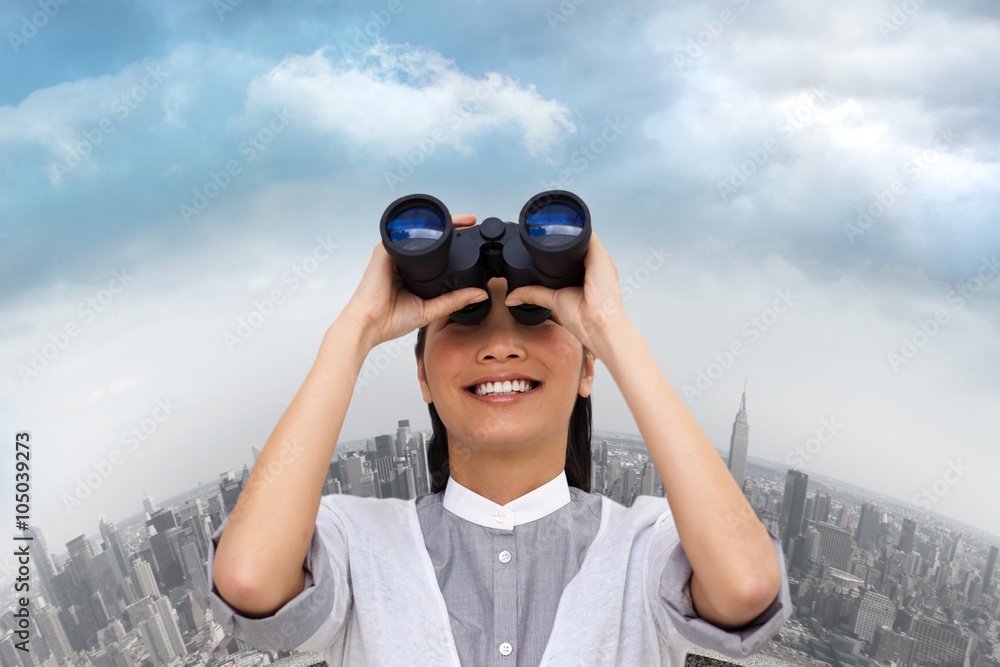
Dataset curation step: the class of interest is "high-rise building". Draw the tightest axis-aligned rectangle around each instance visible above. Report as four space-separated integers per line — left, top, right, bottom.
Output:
966 572 984 606
416 432 430 495
345 455 365 497
99 516 130 577
33 596 73 665
911 616 976 666
89 547 130 611
66 534 95 590
856 502 883 551
780 469 809 554
946 530 965 564
792 526 822 572
375 434 394 460
23 526 58 611
131 557 161 600
726 384 749 492
219 471 243 515
0 632 32 667
872 626 916 665
640 459 662 497
180 541 207 593
139 596 187 665
898 518 917 553
852 590 896 643
360 470 376 498
813 491 830 523
983 544 998 592
808 519 853 571
396 419 411 458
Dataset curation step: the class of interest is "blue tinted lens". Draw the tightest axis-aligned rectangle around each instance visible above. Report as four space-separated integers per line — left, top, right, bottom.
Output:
387 205 445 250
525 203 584 247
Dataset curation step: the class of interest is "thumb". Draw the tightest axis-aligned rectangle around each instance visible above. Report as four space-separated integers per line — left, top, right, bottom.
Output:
422 287 489 322
505 285 557 310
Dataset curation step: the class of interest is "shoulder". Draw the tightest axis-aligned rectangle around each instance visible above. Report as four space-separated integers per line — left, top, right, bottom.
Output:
317 493 416 526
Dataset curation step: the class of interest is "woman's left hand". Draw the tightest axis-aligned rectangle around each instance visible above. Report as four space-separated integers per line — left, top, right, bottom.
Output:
504 232 630 359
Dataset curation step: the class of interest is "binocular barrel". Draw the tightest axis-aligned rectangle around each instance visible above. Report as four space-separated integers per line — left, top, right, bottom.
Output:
379 191 591 325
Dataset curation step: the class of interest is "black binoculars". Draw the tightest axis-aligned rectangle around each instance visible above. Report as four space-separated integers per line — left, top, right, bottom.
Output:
379 191 592 325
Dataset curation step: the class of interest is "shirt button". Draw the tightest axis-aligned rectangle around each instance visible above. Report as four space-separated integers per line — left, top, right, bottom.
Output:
499 642 513 656
498 550 512 564
494 510 508 524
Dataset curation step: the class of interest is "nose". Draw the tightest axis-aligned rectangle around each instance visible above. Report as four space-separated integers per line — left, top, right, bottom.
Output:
476 295 527 363
477 327 526 362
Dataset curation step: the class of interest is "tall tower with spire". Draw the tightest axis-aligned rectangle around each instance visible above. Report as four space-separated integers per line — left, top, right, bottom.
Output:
727 379 749 492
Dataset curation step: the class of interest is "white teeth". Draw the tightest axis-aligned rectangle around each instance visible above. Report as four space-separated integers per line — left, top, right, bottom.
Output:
473 380 535 396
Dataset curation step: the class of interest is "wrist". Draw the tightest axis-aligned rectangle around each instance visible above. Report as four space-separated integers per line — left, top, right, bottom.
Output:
323 313 375 363
591 318 642 371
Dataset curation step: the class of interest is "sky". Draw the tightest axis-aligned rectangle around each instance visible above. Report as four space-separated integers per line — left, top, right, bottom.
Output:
1 0 998 553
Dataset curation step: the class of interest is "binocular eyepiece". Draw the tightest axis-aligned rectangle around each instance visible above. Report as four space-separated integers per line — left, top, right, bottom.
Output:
379 191 592 325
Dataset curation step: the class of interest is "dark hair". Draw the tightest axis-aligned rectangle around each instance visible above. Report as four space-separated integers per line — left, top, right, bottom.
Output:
415 324 592 494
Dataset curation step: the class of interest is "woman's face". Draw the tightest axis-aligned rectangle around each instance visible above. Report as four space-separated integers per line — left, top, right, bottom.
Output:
417 277 595 455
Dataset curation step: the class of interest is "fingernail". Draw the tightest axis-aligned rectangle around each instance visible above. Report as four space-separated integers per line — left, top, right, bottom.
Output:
468 293 489 304
505 298 523 307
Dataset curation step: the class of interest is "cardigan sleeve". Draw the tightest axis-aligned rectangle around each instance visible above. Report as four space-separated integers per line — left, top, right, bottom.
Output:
206 501 353 652
647 514 792 659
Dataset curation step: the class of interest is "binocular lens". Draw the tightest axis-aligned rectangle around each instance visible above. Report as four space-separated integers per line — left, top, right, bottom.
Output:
523 202 586 248
386 205 446 251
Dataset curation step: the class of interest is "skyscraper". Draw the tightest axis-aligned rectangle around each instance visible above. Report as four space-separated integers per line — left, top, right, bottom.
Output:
983 544 997 592
813 491 830 523
99 516 130 579
780 469 809 554
24 526 58 610
808 520 853 571
396 419 411 458
726 382 749 492
856 502 883 551
132 556 161 600
345 454 365 497
852 591 896 643
897 518 917 553
66 534 95 588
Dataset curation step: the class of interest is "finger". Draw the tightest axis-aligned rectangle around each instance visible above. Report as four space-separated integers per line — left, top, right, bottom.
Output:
452 214 477 229
505 284 557 311
422 287 489 323
585 231 609 262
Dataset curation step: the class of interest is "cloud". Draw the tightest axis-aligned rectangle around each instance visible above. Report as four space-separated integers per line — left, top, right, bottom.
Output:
243 43 577 160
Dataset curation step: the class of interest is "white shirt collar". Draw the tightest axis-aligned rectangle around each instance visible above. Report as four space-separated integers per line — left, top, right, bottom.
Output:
442 469 571 530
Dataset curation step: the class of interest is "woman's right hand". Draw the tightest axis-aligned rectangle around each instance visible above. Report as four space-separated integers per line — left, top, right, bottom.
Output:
340 214 489 351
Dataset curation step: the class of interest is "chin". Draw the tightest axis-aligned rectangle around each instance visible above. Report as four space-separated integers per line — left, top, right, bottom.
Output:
451 423 547 452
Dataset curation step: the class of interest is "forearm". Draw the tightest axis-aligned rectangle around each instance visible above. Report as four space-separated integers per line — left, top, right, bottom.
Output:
213 315 369 616
597 322 781 627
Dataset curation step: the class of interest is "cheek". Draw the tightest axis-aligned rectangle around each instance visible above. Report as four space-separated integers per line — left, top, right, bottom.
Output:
424 338 467 395
545 334 583 370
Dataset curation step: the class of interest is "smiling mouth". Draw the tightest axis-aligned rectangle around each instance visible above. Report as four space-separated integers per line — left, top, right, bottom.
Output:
466 380 541 397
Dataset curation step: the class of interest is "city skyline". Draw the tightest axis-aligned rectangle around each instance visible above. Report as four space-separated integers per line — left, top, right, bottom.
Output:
17 412 1000 579
20 408 1000 557
5 416 999 666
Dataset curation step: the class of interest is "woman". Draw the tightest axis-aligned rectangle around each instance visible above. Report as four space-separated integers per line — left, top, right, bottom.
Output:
208 213 792 666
